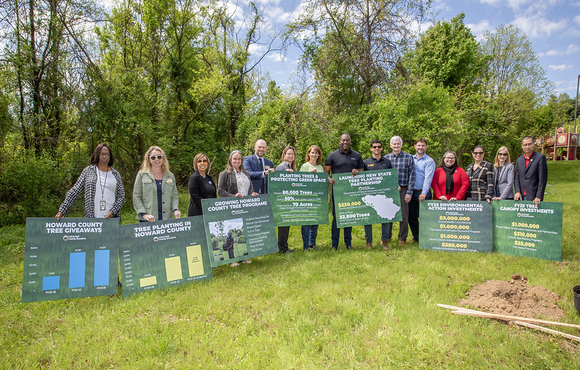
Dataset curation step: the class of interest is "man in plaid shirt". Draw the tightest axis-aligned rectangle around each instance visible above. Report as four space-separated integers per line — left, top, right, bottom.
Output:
385 136 415 245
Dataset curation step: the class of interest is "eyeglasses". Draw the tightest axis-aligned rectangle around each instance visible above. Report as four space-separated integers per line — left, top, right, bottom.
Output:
472 152 484 155
372 146 382 149
498 153 508 157
150 155 163 160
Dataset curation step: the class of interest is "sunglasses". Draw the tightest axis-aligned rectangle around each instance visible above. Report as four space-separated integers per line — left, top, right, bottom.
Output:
150 155 163 160
498 153 508 157
372 146 382 149
472 152 484 155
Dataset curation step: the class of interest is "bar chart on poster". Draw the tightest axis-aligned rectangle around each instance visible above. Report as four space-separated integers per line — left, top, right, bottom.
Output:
22 218 120 303
119 217 213 298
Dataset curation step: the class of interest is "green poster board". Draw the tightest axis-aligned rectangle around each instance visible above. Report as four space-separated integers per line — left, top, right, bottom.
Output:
118 217 213 298
492 200 562 261
269 171 329 226
419 201 493 253
202 194 278 267
22 218 119 303
332 169 402 228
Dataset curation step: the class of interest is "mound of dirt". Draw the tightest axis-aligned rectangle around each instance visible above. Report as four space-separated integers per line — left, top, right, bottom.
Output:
459 273 564 320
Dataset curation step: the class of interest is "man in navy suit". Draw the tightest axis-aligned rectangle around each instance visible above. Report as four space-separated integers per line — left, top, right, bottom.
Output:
514 136 548 206
243 139 274 194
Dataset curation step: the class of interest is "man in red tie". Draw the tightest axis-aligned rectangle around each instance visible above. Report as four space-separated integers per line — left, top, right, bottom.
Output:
514 136 548 206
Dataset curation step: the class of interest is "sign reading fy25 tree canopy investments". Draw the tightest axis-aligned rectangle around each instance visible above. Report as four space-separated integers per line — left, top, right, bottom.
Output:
118 217 212 298
419 201 493 253
333 169 401 228
202 195 278 267
269 171 329 226
22 218 119 303
493 201 562 261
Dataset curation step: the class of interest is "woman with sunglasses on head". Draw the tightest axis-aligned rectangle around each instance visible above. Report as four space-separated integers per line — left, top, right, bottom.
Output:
133 146 181 222
492 146 514 200
431 151 469 201
56 143 125 219
188 153 216 217
466 145 495 203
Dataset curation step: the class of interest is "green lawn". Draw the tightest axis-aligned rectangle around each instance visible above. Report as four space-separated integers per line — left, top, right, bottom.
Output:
1 161 579 369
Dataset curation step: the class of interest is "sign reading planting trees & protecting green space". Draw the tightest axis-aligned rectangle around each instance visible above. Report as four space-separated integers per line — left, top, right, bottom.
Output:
202 194 278 267
118 217 213 298
332 169 401 228
269 171 329 227
419 201 493 253
492 200 562 261
22 218 120 303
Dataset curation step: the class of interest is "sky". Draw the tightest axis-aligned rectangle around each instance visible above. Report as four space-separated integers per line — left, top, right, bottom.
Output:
248 0 580 98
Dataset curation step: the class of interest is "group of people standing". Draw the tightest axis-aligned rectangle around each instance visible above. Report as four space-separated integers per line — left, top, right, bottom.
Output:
55 135 548 259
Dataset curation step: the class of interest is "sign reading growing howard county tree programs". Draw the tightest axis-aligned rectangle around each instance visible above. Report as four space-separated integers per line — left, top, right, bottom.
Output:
419 201 493 253
22 218 119 303
332 169 401 228
492 200 562 261
202 195 278 267
269 171 329 226
118 217 212 298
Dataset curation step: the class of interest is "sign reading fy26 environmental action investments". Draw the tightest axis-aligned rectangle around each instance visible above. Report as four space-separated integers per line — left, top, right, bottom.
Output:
202 195 278 267
22 218 119 303
493 201 562 261
118 217 213 298
333 169 401 228
269 171 329 226
419 201 493 253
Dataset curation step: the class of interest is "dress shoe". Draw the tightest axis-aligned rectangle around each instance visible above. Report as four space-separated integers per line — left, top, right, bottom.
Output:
381 240 390 251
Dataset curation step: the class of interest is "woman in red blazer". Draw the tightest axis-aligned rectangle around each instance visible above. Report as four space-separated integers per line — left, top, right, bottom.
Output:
432 151 470 201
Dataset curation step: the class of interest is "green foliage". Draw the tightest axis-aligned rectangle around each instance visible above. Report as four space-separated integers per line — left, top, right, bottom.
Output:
406 13 485 94
0 141 65 225
368 81 462 162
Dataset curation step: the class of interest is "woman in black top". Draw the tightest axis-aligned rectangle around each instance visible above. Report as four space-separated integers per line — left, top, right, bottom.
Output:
187 153 216 216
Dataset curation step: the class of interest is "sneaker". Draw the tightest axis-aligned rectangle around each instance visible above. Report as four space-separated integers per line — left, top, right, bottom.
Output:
399 240 406 245
309 245 318 250
230 262 240 267
346 245 354 250
283 249 294 255
366 243 373 250
241 260 251 264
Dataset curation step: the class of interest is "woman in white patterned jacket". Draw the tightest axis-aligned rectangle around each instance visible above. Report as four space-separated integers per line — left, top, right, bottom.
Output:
55 143 125 219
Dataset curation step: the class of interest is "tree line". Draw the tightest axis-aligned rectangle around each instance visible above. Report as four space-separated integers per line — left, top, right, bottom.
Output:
0 1 576 225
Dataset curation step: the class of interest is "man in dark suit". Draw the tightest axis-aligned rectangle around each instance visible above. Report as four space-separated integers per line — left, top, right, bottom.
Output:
243 139 274 194
514 136 548 206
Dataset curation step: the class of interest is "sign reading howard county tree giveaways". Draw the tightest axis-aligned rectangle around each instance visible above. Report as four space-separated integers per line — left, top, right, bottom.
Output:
269 171 329 227
419 201 493 253
202 195 278 267
332 169 401 228
118 217 212 298
22 218 119 303
493 201 562 261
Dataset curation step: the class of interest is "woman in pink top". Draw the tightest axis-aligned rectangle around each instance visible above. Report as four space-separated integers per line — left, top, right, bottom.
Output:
432 151 469 201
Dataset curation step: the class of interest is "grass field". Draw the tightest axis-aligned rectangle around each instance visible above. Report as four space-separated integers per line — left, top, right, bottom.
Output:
1 162 579 369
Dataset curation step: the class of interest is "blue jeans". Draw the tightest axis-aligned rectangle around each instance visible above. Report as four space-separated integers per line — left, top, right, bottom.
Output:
301 225 319 249
363 223 390 244
331 192 352 248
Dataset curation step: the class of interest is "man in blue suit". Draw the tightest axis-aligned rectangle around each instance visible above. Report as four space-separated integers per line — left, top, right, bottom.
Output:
243 139 274 194
514 136 548 206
